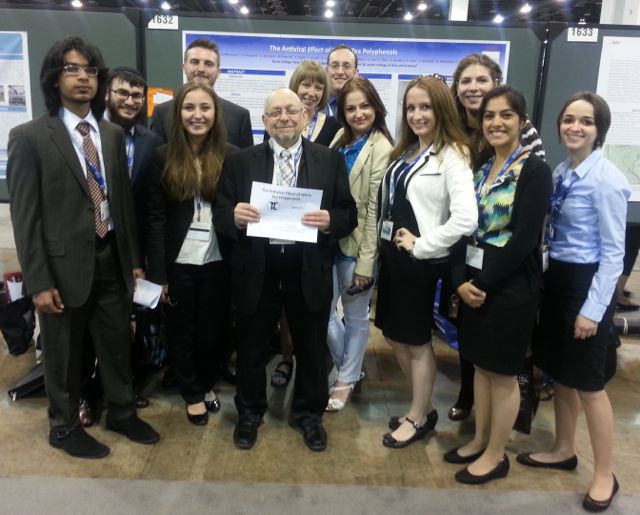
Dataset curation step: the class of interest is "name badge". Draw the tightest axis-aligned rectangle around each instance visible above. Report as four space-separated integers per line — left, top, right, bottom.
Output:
99 200 110 222
186 221 211 242
381 220 393 242
466 245 484 269
542 249 549 273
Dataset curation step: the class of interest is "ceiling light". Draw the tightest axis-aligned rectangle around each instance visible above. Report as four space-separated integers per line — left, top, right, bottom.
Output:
404 12 414 20
326 0 335 7
71 0 82 6
520 3 532 13
160 1 170 10
240 5 249 14
324 8 333 17
493 13 504 23
229 0 239 4
417 2 427 11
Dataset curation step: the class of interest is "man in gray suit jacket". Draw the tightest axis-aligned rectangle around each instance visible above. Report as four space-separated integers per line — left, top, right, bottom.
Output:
7 37 159 459
150 38 253 149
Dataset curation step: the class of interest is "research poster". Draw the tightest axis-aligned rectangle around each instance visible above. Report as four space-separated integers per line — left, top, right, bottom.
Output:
597 36 640 200
182 31 510 142
0 32 32 179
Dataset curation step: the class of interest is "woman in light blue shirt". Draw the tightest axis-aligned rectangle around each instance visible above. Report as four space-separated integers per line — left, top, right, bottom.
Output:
518 92 629 512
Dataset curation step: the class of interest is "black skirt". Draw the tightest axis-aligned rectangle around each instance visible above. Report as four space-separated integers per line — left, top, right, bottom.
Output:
533 258 617 391
374 239 445 346
458 244 540 375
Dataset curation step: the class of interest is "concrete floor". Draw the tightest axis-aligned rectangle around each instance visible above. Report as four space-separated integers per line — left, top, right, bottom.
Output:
1 203 639 514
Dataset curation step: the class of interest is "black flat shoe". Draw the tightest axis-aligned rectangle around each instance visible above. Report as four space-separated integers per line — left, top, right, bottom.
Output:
516 452 578 471
583 474 619 512
389 409 438 431
455 454 510 485
106 414 160 444
448 406 472 421
49 426 110 459
444 446 485 464
186 406 209 426
383 417 429 449
299 422 328 452
205 397 221 413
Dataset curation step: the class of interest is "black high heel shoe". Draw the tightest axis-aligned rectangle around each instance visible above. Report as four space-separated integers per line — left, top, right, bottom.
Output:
389 408 438 431
186 405 209 426
382 417 429 449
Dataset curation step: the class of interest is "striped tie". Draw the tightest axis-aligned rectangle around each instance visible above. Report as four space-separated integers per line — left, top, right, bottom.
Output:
278 149 295 187
77 122 108 238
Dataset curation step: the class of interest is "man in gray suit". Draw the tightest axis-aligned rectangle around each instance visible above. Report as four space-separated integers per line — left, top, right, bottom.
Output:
7 37 159 459
150 38 254 149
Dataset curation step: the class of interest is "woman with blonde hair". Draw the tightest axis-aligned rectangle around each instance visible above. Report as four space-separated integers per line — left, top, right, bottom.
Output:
375 76 477 447
147 82 235 425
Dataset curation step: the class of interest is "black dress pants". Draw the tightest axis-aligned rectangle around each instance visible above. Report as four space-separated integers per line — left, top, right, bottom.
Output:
39 233 135 430
164 260 230 404
235 244 330 427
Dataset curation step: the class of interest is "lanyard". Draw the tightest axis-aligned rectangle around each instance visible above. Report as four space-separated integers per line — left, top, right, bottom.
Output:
341 129 371 152
545 166 579 245
85 159 107 196
194 194 202 222
125 133 135 176
388 144 432 214
305 113 318 141
475 145 522 202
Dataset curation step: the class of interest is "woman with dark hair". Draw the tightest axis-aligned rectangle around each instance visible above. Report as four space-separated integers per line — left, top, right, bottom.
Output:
447 53 546 422
375 76 477 447
518 92 628 512
324 77 393 411
146 83 234 425
268 61 340 387
444 86 552 484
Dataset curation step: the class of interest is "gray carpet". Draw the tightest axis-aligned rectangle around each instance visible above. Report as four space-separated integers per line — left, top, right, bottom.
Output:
0 477 638 515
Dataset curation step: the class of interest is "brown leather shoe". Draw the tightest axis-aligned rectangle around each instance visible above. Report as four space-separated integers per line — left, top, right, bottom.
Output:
79 399 95 428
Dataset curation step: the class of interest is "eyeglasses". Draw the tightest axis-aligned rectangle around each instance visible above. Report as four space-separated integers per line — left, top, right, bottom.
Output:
111 89 145 102
62 64 99 76
328 62 354 72
265 107 303 119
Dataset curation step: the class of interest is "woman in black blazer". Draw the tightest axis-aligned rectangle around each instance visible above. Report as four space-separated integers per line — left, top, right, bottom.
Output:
146 82 234 425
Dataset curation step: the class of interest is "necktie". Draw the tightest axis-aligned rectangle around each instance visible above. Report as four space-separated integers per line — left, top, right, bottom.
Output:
77 122 109 238
278 149 295 187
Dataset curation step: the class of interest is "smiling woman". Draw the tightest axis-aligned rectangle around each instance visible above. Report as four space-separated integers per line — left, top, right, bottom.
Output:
146 82 236 426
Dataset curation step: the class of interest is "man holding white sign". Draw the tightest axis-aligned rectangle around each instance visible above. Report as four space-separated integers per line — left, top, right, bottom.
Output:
214 88 356 452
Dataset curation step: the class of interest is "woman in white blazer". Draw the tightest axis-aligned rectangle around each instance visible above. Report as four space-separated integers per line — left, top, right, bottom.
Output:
375 76 477 448
326 77 394 412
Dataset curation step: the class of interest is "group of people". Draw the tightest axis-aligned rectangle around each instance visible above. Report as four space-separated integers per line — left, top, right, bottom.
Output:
6 35 628 513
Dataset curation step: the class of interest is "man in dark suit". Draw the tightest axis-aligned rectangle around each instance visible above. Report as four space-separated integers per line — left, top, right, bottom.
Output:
7 37 159 459
214 88 357 452
323 44 359 120
150 38 253 149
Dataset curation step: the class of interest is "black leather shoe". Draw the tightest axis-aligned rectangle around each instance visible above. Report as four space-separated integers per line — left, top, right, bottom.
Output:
49 425 110 459
516 452 578 471
299 422 328 452
455 454 510 484
383 417 429 449
106 414 160 444
448 406 472 421
135 394 150 409
389 409 438 431
583 474 619 512
444 446 485 464
218 361 237 385
79 399 95 428
186 406 209 426
205 395 221 413
233 420 259 450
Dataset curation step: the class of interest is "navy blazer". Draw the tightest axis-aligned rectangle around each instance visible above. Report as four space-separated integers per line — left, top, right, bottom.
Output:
213 139 357 315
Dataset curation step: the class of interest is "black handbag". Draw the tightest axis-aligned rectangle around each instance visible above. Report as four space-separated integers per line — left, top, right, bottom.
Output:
513 356 540 434
0 296 36 356
134 306 169 370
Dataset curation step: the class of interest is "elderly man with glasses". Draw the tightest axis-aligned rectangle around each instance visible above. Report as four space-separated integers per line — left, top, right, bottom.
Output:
214 88 357 452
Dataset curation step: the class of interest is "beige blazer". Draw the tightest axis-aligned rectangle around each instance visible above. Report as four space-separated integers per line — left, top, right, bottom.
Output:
330 129 393 277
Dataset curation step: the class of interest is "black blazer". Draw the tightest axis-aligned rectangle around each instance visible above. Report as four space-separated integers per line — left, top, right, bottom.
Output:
146 143 237 285
150 97 253 149
130 123 164 261
213 139 357 315
7 114 139 307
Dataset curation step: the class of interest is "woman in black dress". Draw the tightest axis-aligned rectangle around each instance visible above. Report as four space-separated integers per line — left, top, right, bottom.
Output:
444 87 552 484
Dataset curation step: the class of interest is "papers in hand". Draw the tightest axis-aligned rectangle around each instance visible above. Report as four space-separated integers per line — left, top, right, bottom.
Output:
246 181 323 243
134 278 163 309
